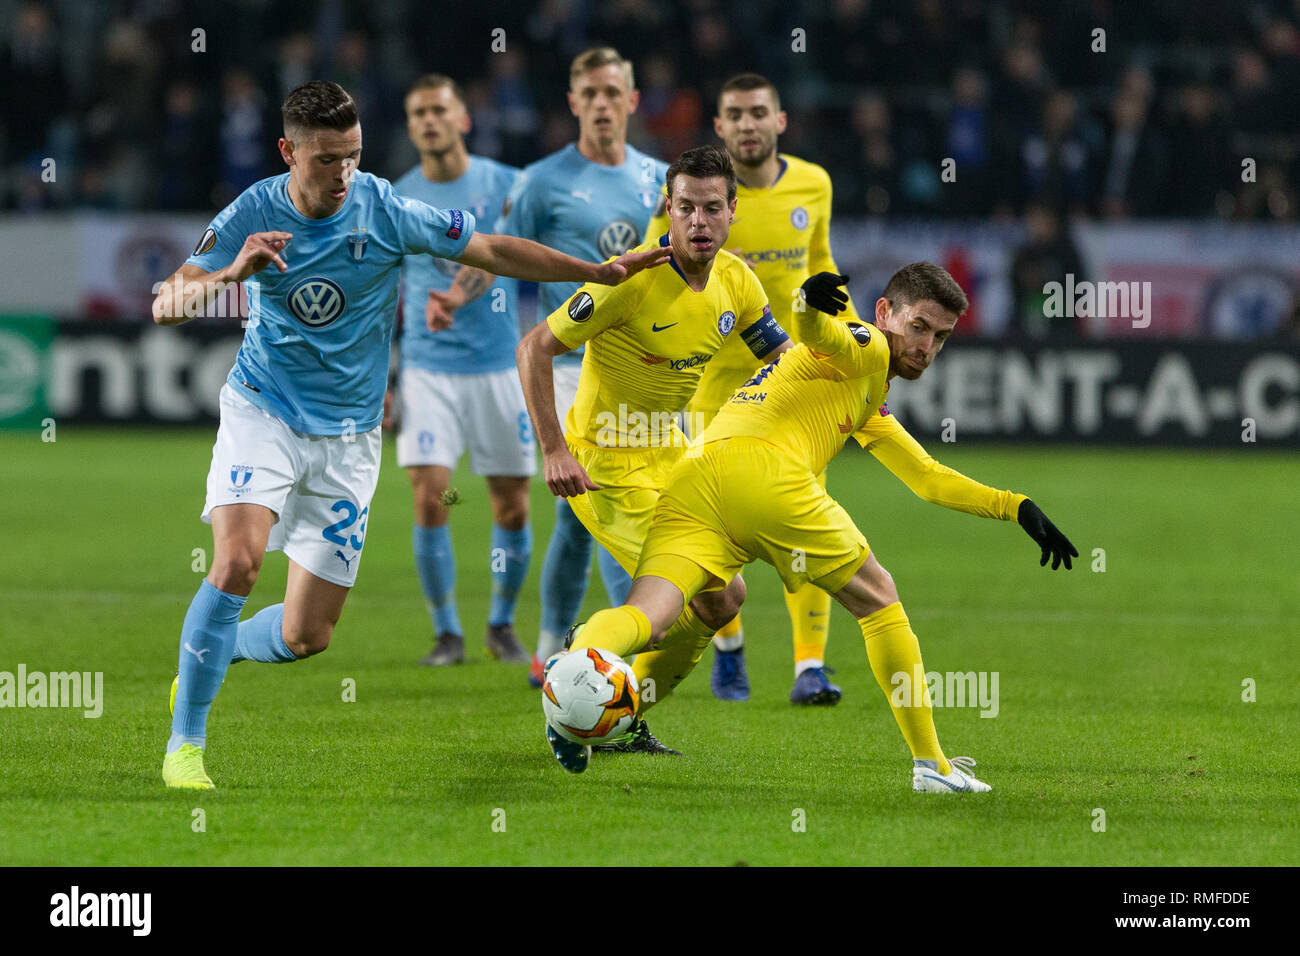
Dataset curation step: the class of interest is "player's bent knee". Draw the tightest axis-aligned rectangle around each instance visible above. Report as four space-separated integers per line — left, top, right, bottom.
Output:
283 621 333 658
208 550 262 594
692 577 746 632
836 557 900 618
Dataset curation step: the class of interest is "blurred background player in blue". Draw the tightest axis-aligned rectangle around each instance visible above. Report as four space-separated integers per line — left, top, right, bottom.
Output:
426 47 668 686
391 75 534 667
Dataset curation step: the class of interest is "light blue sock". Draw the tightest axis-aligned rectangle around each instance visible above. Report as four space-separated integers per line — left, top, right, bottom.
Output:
231 604 296 663
489 523 532 627
537 499 593 660
597 546 633 606
413 524 460 635
168 579 246 751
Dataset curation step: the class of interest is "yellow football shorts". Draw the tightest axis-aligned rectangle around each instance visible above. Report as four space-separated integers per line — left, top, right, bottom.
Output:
564 435 686 576
637 436 868 600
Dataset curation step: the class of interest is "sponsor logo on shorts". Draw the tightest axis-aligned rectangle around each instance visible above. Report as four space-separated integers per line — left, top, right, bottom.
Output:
718 311 736 336
193 227 217 256
568 291 594 322
847 322 872 346
418 431 435 454
790 207 809 229
446 209 465 240
287 276 346 328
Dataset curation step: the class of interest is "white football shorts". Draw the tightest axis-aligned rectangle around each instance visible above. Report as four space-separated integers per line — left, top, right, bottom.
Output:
396 366 537 476
202 383 382 587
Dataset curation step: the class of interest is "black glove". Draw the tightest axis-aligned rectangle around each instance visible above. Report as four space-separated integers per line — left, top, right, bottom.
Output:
1017 499 1078 570
801 272 850 315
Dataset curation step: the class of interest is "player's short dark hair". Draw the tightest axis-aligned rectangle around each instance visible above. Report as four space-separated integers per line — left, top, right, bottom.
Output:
282 81 359 138
406 73 465 106
666 145 737 202
718 72 781 110
883 262 969 317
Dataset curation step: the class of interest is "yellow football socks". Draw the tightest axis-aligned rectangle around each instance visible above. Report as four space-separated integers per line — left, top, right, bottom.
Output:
859 602 951 775
787 581 832 668
713 613 743 651
570 605 651 659
632 605 716 712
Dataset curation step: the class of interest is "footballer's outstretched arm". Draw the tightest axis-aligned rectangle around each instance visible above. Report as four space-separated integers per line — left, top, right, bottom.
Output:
455 233 670 287
152 230 293 326
860 418 1077 569
516 322 601 498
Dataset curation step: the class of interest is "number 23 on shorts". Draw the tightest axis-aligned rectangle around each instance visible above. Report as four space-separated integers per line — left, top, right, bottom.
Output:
322 499 367 551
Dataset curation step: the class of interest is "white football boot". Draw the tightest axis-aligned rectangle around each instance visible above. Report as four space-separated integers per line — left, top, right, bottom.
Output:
912 756 992 793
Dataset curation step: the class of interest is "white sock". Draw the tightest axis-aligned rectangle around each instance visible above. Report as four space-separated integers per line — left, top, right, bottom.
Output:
713 632 744 652
794 658 824 677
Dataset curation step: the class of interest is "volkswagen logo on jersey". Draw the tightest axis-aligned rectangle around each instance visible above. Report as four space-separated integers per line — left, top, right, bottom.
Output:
568 291 594 322
288 276 347 328
598 220 640 258
790 207 809 229
718 311 736 336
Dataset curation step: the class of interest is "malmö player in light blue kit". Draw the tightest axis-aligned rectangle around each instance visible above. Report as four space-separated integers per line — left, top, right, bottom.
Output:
392 74 534 668
429 48 668 694
151 81 668 790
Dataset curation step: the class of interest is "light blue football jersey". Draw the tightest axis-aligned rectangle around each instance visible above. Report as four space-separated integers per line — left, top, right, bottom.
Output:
395 156 519 374
495 142 667 366
187 171 475 435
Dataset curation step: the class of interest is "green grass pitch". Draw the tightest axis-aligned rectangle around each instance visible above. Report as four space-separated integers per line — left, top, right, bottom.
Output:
2 428 1297 866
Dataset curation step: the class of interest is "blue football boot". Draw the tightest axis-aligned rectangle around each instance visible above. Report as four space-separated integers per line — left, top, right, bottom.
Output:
790 665 842 706
711 646 750 701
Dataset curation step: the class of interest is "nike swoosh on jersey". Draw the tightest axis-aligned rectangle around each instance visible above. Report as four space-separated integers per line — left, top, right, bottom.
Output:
651 322 678 332
837 414 853 434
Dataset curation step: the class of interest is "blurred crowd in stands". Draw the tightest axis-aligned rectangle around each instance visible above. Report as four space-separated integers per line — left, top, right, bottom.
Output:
1 0 1297 224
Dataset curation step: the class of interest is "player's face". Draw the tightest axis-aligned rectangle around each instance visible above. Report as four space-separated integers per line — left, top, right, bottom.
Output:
715 89 787 167
876 298 958 380
405 86 470 156
666 174 736 267
281 124 362 216
568 65 639 148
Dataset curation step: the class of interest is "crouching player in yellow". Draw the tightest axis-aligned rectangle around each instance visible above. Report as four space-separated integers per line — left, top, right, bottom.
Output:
517 144 793 766
557 263 1077 789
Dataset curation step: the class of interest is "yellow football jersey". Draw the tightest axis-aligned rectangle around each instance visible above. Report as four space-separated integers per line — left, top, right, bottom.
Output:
547 236 788 448
698 307 1026 522
699 314 890 474
646 154 860 420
